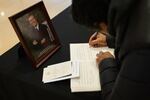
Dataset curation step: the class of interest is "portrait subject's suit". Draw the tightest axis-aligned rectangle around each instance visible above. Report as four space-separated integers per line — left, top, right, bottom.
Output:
27 23 52 58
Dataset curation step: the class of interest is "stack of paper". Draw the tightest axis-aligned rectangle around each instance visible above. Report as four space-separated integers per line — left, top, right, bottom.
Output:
43 61 80 83
70 43 114 92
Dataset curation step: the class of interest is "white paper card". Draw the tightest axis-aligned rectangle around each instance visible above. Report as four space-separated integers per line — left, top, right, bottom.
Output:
43 61 79 83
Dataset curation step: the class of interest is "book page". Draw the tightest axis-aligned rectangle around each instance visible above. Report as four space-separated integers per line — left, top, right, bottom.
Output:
70 43 114 61
71 61 100 92
70 43 114 92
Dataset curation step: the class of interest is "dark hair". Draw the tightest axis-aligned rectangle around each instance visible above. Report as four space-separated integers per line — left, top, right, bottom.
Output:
72 0 110 30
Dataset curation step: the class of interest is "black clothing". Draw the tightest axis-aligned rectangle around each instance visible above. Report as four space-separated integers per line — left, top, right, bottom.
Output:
106 34 115 48
99 0 150 100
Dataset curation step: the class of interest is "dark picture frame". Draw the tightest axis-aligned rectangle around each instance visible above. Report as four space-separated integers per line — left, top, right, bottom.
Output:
9 1 61 68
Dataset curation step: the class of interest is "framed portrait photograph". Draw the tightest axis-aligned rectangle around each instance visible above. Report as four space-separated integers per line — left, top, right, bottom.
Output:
9 1 61 68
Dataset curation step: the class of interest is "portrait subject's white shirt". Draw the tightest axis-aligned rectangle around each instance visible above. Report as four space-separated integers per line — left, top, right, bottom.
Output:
35 24 39 31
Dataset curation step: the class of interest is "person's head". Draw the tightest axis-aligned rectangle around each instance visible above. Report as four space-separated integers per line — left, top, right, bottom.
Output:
72 0 110 32
28 15 38 27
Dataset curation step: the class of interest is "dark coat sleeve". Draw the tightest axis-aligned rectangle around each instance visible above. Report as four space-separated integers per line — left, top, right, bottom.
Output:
99 49 150 100
102 0 150 99
108 0 136 37
106 34 115 48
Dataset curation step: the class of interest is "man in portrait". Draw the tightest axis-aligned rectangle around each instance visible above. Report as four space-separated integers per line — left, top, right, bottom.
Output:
27 14 52 58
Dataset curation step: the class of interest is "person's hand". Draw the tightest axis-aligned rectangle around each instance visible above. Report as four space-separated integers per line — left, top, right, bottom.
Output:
32 40 38 45
89 33 107 48
41 38 46 44
96 51 114 65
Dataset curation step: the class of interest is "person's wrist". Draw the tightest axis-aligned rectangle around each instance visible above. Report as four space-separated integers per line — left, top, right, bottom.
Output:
97 57 113 66
99 58 116 73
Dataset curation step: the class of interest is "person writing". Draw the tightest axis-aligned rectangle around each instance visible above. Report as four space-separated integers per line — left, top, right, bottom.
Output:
72 0 115 49
72 0 150 100
88 24 112 48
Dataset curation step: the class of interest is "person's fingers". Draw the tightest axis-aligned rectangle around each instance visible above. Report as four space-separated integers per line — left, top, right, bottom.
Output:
96 57 100 63
98 42 107 47
89 33 97 46
90 39 100 46
96 51 103 57
96 51 114 65
33 40 38 45
89 34 95 43
89 33 107 47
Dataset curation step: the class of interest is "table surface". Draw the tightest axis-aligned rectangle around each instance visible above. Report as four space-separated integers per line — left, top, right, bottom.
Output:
0 7 101 100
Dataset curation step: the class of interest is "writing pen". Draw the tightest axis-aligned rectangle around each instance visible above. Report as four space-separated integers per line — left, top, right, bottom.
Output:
92 32 99 40
91 32 99 47
91 31 108 47
92 31 107 40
